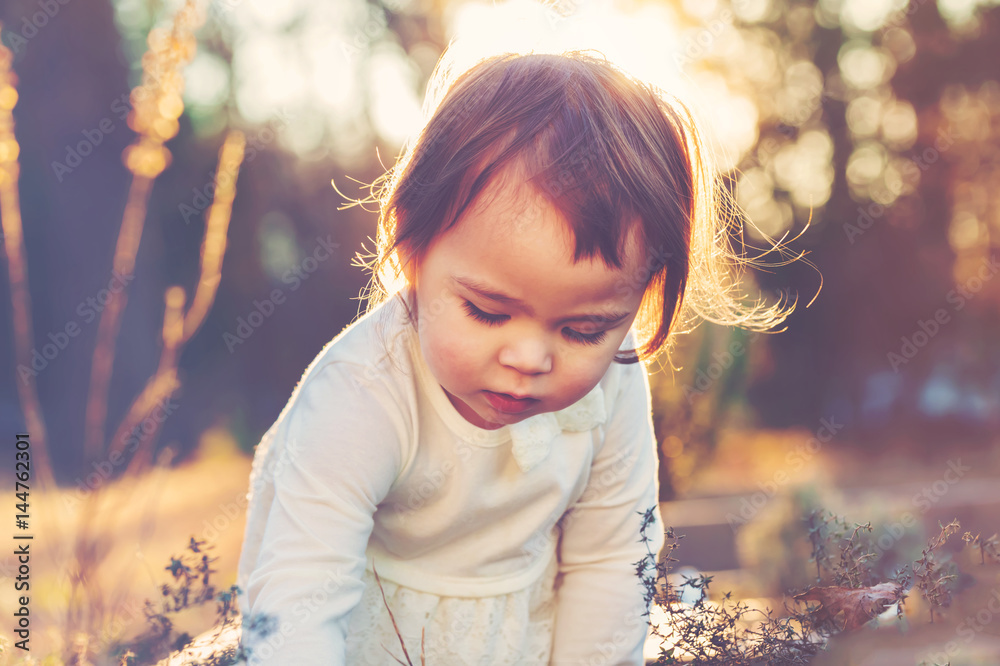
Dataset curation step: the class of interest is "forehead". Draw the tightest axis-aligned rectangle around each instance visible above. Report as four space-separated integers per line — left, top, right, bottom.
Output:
462 170 644 256
429 175 647 304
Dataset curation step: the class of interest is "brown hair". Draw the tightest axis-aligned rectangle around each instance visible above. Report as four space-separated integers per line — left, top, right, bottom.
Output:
355 50 792 363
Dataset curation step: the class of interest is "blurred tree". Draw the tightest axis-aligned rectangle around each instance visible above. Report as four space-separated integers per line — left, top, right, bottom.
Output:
4 0 998 482
715 0 1000 447
0 0 165 480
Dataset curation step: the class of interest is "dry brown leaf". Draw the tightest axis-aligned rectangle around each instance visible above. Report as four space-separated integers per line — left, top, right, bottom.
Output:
794 582 905 632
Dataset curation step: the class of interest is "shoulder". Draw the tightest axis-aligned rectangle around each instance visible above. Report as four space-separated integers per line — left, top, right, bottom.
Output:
307 291 414 385
285 291 417 413
248 292 420 489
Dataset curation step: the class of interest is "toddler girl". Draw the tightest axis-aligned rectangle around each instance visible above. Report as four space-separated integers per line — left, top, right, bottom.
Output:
238 48 787 664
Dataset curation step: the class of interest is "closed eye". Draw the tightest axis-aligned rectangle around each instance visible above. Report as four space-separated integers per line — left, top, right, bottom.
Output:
465 299 610 344
463 300 509 326
563 328 607 346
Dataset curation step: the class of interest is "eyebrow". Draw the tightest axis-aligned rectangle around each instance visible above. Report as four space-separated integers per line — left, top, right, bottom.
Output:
452 276 632 325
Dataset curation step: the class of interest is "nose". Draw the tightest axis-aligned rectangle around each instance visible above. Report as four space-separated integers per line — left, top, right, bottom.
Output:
498 334 553 375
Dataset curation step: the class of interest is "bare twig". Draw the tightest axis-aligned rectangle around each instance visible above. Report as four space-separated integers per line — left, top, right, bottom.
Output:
182 131 245 342
102 129 243 477
120 130 245 477
374 563 415 666
81 173 155 463
0 27 56 489
81 0 206 463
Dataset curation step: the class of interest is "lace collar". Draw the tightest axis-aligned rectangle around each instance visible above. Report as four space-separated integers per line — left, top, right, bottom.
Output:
507 384 607 472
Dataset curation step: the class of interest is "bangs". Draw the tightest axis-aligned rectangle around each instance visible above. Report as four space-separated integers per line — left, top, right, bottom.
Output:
390 53 692 276
362 49 794 363
364 48 774 363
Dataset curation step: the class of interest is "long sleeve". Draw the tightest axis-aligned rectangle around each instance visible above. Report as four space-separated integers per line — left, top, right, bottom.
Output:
549 361 665 665
238 361 412 663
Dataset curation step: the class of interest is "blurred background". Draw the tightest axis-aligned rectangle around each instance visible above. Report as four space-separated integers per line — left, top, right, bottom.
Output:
0 0 998 662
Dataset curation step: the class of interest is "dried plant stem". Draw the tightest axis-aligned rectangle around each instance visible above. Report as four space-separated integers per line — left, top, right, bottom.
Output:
67 436 176 661
96 131 244 477
0 30 56 489
113 365 180 474
121 129 244 476
122 289 183 476
100 285 182 470
374 564 416 666
73 130 244 651
182 131 244 341
82 174 155 463
82 0 206 464
66 490 108 639
68 2 243 651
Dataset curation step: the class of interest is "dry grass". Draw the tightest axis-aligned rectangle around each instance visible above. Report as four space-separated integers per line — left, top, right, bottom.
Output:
0 3 251 661
0 431 250 662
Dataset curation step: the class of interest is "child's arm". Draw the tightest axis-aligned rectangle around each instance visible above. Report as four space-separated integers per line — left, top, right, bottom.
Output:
550 360 665 665
238 361 411 662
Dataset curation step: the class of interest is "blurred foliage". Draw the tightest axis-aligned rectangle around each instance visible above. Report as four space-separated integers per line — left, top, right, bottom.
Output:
2 3 1000 661
1 0 998 483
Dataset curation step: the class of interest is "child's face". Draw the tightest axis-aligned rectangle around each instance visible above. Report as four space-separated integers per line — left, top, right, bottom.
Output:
409 177 648 430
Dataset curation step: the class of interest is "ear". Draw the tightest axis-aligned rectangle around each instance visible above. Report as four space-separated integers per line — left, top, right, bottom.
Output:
401 255 416 286
396 243 420 287
397 251 420 322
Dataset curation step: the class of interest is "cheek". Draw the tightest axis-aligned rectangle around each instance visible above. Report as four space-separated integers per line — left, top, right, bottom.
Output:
420 310 487 382
426 334 462 372
556 353 613 401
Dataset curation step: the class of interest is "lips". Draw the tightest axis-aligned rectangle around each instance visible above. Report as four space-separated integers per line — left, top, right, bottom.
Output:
483 390 538 414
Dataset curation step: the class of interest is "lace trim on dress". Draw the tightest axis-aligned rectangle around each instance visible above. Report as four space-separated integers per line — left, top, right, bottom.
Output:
507 383 607 472
344 549 559 665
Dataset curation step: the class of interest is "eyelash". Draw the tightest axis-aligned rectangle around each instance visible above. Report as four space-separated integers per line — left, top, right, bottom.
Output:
564 328 608 346
462 300 507 327
462 300 609 346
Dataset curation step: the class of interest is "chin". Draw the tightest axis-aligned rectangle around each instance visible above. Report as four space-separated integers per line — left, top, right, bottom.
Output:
471 409 525 429
474 401 547 429
489 411 536 426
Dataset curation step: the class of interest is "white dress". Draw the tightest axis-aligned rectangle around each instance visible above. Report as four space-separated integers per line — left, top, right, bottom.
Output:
237 290 664 665
343 548 559 664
